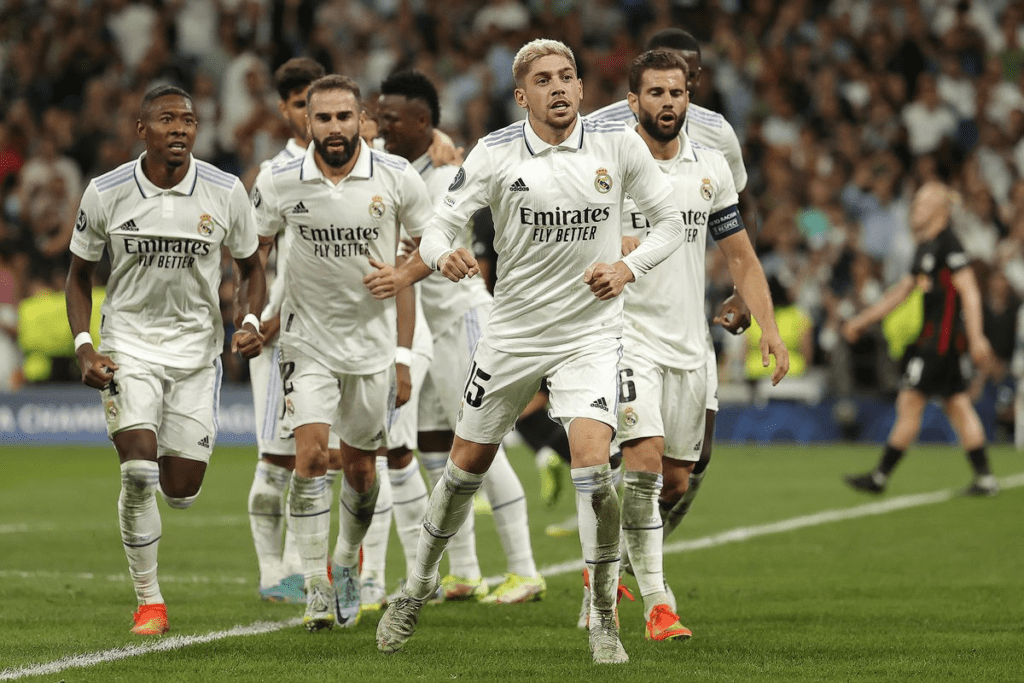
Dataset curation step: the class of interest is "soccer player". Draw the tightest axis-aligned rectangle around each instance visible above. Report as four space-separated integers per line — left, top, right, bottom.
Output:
65 84 266 635
842 181 998 496
613 50 787 641
371 69 544 604
590 28 756 564
246 57 329 605
251 74 434 631
373 38 691 664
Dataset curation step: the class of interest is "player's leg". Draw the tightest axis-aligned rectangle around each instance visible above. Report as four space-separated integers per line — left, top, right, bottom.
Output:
943 391 999 495
480 444 545 603
548 337 628 664
246 344 304 601
359 453 392 613
845 387 927 494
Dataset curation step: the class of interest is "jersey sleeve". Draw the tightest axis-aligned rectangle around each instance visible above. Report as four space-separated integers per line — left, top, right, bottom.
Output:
718 117 748 193
943 231 969 272
396 165 434 240
223 179 260 259
69 183 108 262
420 144 494 270
618 132 685 278
251 167 285 241
708 154 743 242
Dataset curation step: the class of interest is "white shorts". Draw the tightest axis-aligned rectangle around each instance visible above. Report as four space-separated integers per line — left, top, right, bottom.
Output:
455 335 621 445
705 326 719 412
249 344 294 456
616 351 706 462
279 345 393 452
387 346 432 452
100 352 222 463
419 305 489 432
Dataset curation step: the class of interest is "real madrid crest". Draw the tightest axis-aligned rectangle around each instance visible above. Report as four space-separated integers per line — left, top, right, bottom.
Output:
369 195 386 219
594 168 612 194
622 406 638 428
106 400 118 422
197 213 214 236
700 178 713 201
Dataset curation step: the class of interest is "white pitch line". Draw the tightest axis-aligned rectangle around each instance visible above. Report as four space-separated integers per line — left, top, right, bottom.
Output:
0 619 302 681
3 473 1021 681
0 515 246 535
0 570 248 586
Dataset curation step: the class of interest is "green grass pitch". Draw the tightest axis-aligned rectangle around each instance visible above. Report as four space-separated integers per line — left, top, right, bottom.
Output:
1 443 1022 682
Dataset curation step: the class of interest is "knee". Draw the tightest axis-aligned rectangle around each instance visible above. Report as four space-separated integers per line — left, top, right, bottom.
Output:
120 460 159 500
660 477 689 504
297 442 329 475
161 488 201 509
344 455 378 491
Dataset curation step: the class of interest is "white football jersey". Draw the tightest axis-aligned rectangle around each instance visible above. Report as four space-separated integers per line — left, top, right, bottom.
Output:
590 100 748 193
252 140 433 374
258 139 306 323
70 154 258 369
419 115 686 354
623 132 740 369
410 151 492 334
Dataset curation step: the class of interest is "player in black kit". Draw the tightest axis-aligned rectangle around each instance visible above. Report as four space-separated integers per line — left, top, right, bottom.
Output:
841 182 999 496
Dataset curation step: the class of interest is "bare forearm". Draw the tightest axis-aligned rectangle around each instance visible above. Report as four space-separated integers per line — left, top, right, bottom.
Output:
235 256 267 325
396 285 415 349
852 276 915 328
954 270 986 346
65 261 94 336
727 253 778 336
399 249 435 288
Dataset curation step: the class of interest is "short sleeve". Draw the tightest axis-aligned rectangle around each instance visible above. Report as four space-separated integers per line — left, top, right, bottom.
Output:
397 165 434 240
718 118 748 193
224 179 259 259
69 183 108 262
944 231 969 272
251 167 285 240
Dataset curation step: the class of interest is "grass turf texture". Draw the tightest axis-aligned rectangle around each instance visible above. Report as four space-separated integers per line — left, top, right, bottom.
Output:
1 443 1022 682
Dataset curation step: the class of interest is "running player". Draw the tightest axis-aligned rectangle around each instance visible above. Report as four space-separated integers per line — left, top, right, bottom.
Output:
842 182 998 496
612 49 787 642
372 38 693 664
251 74 433 631
246 56 328 605
370 69 544 604
66 84 266 635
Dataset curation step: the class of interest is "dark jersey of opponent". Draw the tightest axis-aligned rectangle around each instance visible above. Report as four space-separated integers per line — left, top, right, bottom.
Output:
909 227 970 358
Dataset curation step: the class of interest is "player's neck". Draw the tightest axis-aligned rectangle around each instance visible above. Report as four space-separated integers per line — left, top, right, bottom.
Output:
315 143 361 185
528 114 577 147
141 153 191 189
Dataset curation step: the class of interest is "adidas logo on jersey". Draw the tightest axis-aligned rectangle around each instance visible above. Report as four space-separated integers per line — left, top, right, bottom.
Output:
116 219 138 232
509 178 529 192
292 201 308 214
590 397 609 411
197 435 210 448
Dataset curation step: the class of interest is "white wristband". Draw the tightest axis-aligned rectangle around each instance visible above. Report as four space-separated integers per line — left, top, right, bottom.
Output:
74 331 94 351
395 346 413 367
241 313 260 332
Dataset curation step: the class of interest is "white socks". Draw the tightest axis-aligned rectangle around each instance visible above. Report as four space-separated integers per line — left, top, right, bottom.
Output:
360 457 392 582
572 464 620 619
407 460 484 599
421 450 480 580
484 446 537 577
332 475 380 569
247 460 290 588
389 458 429 578
289 475 330 582
119 460 163 605
622 470 667 614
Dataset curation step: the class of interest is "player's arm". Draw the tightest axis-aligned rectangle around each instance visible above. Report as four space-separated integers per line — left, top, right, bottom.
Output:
842 274 916 343
420 148 491 284
394 264 415 408
227 178 268 359
717 228 789 385
66 254 119 389
232 249 266 359
716 119 755 335
952 264 994 373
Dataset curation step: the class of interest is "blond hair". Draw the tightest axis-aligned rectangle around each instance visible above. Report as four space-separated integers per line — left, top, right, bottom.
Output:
512 39 577 87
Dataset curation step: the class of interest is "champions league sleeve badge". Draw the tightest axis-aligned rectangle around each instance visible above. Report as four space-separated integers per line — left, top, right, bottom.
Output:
594 168 612 194
75 209 87 232
197 213 215 236
251 186 262 209
448 167 466 192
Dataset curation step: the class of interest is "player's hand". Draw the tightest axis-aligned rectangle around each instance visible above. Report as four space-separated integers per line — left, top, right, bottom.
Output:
363 258 407 300
232 323 264 360
395 362 412 407
428 135 464 167
439 248 479 282
714 289 752 335
399 237 417 258
583 261 635 300
970 336 995 376
76 346 119 390
621 236 640 256
260 314 280 344
841 318 863 344
760 328 790 386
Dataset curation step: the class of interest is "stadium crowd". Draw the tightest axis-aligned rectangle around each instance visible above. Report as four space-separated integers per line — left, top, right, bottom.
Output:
2 0 1024 419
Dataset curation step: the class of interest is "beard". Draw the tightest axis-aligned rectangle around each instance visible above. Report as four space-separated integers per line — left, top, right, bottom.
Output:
638 107 684 143
313 130 359 168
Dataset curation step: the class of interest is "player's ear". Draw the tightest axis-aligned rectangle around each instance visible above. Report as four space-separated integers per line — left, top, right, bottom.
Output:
514 87 528 110
136 118 145 140
627 92 639 116
278 99 288 119
577 77 584 104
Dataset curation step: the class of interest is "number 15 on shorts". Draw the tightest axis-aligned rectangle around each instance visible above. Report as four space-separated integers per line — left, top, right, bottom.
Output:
464 362 491 408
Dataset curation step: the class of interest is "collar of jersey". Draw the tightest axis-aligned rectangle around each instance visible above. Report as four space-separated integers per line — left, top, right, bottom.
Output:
133 153 198 198
523 114 583 156
300 138 373 182
285 138 308 159
411 150 433 176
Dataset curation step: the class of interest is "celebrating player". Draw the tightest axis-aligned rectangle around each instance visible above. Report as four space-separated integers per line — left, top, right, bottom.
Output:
373 39 689 664
251 74 433 631
65 85 266 635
